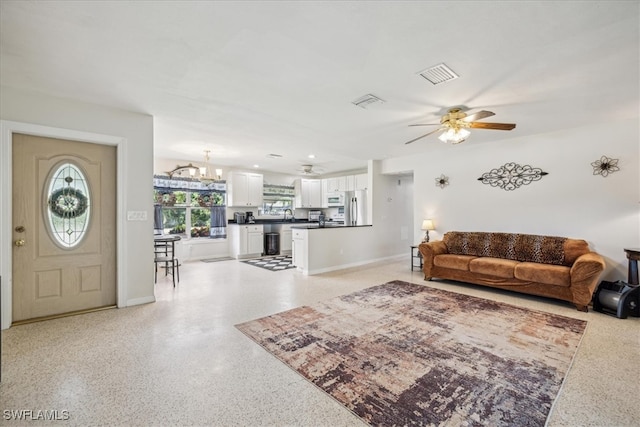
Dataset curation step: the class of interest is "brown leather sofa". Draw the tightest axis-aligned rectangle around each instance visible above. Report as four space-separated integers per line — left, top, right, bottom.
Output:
419 231 606 311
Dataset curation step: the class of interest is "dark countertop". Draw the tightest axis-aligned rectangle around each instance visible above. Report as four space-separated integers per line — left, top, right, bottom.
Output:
227 219 359 228
228 219 312 225
291 224 372 229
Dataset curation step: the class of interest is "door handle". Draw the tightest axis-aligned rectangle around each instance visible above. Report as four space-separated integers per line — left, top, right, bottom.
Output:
14 239 25 247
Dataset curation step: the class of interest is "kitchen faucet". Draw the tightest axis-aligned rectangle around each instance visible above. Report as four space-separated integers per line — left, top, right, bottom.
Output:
283 208 293 222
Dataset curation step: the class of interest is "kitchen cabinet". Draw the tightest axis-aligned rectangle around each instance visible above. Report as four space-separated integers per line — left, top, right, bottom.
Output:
227 172 263 207
291 228 307 270
229 224 264 258
279 224 293 254
344 175 355 191
354 173 368 191
294 178 322 208
323 173 368 194
324 176 347 193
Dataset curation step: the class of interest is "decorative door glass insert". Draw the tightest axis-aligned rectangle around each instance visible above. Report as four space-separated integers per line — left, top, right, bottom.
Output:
46 162 91 248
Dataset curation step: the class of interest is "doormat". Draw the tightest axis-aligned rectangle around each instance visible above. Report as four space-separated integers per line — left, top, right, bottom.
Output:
241 255 295 271
236 280 587 426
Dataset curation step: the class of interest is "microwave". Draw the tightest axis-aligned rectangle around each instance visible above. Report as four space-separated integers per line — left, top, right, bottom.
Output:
326 192 344 207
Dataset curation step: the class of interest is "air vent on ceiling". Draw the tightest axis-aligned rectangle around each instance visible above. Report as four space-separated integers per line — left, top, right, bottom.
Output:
417 63 459 85
352 94 385 109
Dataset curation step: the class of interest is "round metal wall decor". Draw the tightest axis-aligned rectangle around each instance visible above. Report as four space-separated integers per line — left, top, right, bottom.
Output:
591 155 620 177
477 162 548 191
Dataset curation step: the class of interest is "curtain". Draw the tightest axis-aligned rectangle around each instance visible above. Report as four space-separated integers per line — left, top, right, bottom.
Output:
153 204 163 235
210 205 227 239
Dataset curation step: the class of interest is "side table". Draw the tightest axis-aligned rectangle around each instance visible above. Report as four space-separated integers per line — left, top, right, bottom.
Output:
623 248 640 285
411 245 423 271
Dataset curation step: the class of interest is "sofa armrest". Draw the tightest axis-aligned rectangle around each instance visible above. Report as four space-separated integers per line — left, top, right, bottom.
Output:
570 252 606 308
419 241 448 280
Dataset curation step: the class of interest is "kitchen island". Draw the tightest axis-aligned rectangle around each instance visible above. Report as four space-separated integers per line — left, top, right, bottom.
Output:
290 224 377 275
227 218 314 258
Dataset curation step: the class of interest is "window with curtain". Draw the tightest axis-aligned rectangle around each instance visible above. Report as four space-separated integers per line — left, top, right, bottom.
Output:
153 175 226 239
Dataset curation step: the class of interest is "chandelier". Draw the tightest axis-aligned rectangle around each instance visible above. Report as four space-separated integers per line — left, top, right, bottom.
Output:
167 150 222 181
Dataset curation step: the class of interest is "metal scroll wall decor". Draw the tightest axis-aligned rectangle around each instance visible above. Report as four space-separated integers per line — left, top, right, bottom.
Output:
435 174 449 189
591 155 620 177
477 162 548 191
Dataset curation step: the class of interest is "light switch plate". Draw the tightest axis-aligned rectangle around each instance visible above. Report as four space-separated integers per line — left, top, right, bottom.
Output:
127 211 147 221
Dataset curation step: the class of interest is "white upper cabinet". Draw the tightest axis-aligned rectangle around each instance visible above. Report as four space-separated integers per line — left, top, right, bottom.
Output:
323 173 368 194
324 176 347 193
354 173 368 191
227 172 264 207
294 178 322 208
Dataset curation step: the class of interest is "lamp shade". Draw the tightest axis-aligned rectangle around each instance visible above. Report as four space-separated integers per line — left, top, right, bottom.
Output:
421 219 435 231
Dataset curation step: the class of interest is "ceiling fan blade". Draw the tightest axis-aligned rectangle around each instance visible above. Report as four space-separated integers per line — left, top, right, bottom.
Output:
462 110 495 122
468 122 516 130
405 128 445 144
408 123 440 127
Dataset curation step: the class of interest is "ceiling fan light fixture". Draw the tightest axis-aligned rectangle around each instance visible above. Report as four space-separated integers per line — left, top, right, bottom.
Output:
438 128 470 144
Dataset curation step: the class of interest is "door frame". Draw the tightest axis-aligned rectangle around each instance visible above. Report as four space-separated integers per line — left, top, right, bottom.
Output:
0 120 128 329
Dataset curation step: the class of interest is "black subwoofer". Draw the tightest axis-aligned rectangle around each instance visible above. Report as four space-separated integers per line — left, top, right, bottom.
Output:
593 280 640 319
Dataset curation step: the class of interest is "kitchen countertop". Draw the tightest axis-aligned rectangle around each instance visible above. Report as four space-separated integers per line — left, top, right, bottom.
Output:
228 219 313 225
291 224 372 229
227 219 366 228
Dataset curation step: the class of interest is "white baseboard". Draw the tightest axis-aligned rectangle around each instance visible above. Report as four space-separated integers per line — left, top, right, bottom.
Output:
126 296 156 306
306 253 404 276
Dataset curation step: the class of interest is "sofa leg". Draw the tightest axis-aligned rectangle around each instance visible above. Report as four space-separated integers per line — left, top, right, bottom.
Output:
424 276 432 281
575 304 588 312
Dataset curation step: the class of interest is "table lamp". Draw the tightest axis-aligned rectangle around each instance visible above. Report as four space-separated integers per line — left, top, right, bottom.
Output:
422 219 435 242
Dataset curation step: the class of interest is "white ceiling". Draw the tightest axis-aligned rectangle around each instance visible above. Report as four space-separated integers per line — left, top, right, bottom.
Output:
1 1 638 176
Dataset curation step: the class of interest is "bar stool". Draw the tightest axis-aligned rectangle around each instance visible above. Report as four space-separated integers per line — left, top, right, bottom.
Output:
154 236 180 287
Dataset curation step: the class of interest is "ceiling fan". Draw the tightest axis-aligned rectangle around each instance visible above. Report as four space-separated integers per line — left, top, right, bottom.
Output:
297 164 322 176
405 108 516 145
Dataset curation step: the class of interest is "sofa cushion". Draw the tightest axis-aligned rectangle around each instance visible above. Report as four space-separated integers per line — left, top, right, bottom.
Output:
444 232 572 266
469 257 519 279
514 262 571 287
434 254 476 271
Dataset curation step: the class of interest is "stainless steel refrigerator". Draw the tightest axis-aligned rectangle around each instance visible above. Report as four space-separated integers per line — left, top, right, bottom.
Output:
343 190 367 226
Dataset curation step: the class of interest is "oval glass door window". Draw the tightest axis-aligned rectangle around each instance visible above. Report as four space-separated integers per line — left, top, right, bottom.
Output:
46 162 91 248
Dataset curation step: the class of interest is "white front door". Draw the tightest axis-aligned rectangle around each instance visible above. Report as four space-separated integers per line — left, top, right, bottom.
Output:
12 133 117 322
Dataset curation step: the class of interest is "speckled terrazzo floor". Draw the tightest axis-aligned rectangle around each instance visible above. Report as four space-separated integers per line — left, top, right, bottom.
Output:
1 258 639 426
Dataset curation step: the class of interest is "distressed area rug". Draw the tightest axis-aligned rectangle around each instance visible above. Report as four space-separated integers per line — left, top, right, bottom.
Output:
236 280 587 426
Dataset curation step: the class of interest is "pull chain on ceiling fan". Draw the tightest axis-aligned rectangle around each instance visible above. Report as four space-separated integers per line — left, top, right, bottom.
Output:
405 108 516 145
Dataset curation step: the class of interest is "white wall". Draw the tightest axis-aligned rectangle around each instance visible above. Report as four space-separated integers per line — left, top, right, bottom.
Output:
370 161 414 257
382 118 640 281
0 86 155 328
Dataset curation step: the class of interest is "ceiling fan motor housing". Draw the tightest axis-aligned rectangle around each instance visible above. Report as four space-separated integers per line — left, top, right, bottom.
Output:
441 108 468 129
